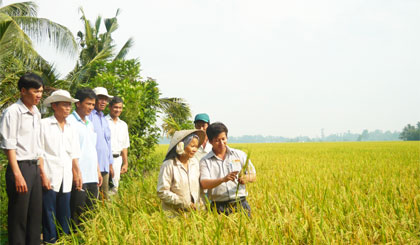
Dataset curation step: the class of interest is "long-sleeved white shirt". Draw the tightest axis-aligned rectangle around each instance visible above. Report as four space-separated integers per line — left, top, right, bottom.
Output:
39 116 80 192
157 157 202 212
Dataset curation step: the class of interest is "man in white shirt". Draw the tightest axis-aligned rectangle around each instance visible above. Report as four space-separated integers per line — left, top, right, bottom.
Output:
193 113 212 162
39 90 81 243
200 122 256 217
0 73 44 244
106 96 130 194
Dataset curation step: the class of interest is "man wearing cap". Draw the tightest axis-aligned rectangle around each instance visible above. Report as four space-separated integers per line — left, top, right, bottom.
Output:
89 87 113 199
39 90 82 243
106 96 130 194
0 73 44 244
67 88 103 225
193 113 212 162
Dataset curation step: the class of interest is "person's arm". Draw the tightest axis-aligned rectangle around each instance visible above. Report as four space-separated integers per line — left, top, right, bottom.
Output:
121 124 130 174
120 148 128 174
38 122 51 190
4 149 27 193
106 122 114 178
72 159 82 190
238 173 256 184
38 157 51 190
97 163 103 187
157 161 190 209
70 127 82 190
1 111 27 193
238 156 257 185
200 171 238 189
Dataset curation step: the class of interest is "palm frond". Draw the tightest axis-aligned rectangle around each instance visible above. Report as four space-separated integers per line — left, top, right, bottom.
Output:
159 97 191 119
0 13 44 68
0 1 37 17
13 16 77 56
114 37 134 60
79 8 93 45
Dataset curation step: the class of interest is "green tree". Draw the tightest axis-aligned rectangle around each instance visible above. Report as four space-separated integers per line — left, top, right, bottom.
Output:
83 59 161 171
68 10 193 138
0 0 77 108
160 98 194 137
399 122 420 141
67 8 133 92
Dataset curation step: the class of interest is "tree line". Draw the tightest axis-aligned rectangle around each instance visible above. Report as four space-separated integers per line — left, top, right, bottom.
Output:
0 1 193 171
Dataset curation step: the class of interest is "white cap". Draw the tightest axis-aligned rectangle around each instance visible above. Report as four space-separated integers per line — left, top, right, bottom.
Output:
43 90 78 107
93 87 113 99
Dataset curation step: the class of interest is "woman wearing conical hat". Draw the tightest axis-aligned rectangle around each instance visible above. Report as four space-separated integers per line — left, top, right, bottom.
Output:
157 129 205 213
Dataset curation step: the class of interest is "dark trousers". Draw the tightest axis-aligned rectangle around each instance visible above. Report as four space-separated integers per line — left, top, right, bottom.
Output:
6 160 42 245
212 197 252 217
42 185 71 243
70 182 98 226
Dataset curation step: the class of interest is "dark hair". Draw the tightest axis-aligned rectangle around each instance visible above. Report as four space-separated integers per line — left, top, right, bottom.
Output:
18 73 44 91
109 96 123 107
206 122 228 141
74 88 97 104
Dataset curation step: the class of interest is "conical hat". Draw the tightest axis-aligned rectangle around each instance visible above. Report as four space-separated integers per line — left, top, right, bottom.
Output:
165 129 205 158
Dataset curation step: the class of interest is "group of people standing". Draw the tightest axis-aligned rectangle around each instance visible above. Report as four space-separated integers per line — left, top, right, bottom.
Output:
1 72 257 244
0 73 130 244
157 114 257 217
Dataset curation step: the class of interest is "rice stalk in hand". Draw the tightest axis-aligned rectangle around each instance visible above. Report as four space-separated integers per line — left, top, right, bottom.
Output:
235 152 251 200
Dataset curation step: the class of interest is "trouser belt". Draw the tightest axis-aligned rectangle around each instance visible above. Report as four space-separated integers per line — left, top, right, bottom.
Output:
113 154 121 158
17 159 38 165
213 196 246 206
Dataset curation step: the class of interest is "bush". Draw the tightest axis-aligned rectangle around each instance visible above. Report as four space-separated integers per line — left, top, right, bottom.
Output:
80 59 161 172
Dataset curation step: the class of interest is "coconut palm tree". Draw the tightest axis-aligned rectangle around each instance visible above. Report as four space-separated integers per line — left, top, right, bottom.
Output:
0 0 77 67
67 8 134 91
68 8 193 136
0 0 77 109
160 98 194 137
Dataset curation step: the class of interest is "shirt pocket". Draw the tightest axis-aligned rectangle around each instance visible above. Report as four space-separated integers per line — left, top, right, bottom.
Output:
230 159 242 172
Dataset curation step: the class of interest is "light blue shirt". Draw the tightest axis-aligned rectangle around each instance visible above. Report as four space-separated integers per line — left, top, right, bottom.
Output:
89 109 113 172
67 111 98 184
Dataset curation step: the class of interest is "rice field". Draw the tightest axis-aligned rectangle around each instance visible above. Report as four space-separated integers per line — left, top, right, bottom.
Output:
63 141 420 244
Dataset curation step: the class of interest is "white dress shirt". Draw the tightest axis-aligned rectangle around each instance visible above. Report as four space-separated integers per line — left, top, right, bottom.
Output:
0 99 42 160
40 116 81 193
157 157 202 211
193 140 212 163
200 146 256 202
105 115 130 155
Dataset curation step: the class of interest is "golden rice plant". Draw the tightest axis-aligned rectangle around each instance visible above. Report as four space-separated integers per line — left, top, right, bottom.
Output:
61 141 420 244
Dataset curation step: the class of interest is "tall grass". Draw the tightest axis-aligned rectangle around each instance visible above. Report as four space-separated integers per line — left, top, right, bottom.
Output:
61 142 420 244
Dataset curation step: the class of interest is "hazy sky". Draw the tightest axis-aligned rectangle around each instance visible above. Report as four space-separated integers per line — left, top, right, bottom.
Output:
5 0 420 137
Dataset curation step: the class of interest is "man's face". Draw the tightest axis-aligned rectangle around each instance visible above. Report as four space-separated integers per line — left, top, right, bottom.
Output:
76 98 96 117
21 87 43 106
52 102 72 118
110 102 123 118
209 132 227 153
95 95 109 111
194 121 209 131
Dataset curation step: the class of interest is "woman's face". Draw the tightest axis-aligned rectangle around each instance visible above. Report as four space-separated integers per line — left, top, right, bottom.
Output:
184 137 199 159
